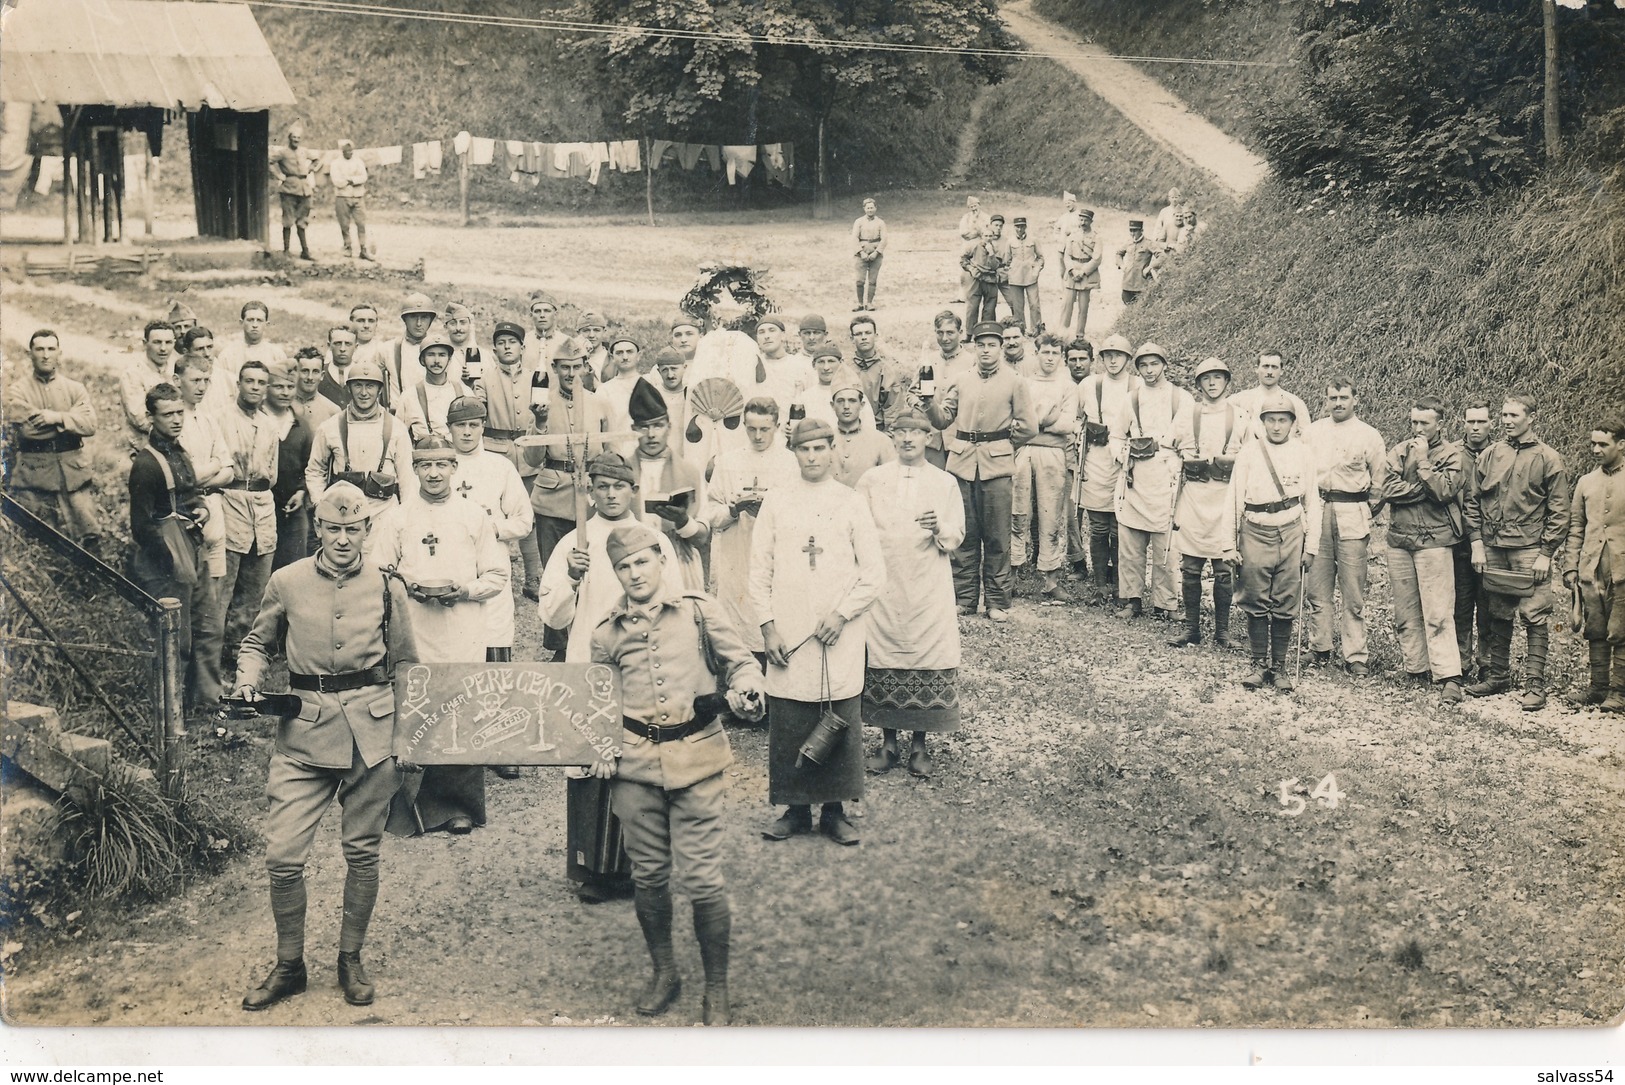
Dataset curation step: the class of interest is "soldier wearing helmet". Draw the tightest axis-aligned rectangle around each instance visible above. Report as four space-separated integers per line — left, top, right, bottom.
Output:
1072 333 1139 600
304 356 413 525
398 330 473 444
1222 389 1322 693
1169 357 1249 648
377 292 439 407
1108 342 1192 621
233 480 420 1012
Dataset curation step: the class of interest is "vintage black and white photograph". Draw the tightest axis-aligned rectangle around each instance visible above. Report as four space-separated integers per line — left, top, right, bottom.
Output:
0 0 1622 1038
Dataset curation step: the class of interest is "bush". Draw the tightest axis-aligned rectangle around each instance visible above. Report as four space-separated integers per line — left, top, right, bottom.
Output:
1113 163 1625 467
1255 0 1625 208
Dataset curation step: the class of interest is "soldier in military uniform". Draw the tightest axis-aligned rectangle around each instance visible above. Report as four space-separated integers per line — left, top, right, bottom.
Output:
231 481 418 1011
589 522 765 1025
1169 358 1248 647
1224 391 1321 693
5 329 101 551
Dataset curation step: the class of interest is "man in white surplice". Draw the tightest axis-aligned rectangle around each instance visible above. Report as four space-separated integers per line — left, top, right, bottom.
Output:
856 409 965 779
706 397 798 656
749 418 886 847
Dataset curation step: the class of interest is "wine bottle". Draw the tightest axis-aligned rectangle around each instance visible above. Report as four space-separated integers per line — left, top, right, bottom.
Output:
463 349 483 385
530 368 549 408
789 401 806 421
918 363 935 399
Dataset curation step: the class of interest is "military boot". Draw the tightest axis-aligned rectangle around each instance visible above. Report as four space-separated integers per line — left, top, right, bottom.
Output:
1466 619 1514 697
1213 573 1234 649
1271 617 1296 692
337 950 374 1006
1241 616 1272 688
1519 624 1551 711
693 897 732 1026
1566 641 1612 707
243 958 306 1011
633 887 681 1016
1606 645 1625 713
1168 573 1203 647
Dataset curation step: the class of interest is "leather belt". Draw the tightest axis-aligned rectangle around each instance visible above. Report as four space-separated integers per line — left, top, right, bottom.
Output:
1246 497 1302 514
223 478 273 492
289 665 390 693
17 433 84 454
483 427 523 441
622 716 706 744
956 428 1012 444
1321 488 1370 503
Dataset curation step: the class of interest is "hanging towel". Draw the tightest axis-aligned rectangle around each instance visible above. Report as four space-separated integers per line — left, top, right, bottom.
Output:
453 131 472 156
761 142 792 187
520 142 542 174
587 142 610 184
370 145 404 167
722 145 757 185
426 141 443 173
675 142 703 171
412 141 430 179
507 139 525 160
535 143 564 179
35 155 62 195
650 139 676 169
701 145 722 172
608 139 641 172
470 137 496 166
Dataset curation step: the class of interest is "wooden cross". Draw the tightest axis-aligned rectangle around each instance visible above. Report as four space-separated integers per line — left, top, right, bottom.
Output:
802 535 822 570
422 532 439 556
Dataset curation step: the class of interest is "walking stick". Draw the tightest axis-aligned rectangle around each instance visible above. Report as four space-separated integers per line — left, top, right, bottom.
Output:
1295 549 1308 684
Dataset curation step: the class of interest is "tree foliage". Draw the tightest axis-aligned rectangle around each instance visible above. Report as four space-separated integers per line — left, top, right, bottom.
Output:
1255 0 1625 208
560 0 1015 138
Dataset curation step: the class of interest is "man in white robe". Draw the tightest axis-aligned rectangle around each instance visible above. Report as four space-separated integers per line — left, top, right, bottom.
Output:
444 396 533 661
750 418 886 846
856 410 965 778
373 435 508 836
1074 334 1139 603
706 397 798 656
1110 342 1191 619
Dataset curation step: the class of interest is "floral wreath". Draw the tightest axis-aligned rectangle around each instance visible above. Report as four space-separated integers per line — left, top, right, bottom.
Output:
680 261 778 331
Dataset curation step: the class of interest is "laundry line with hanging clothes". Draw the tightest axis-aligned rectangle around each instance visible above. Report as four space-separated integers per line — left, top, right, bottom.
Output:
291 131 795 189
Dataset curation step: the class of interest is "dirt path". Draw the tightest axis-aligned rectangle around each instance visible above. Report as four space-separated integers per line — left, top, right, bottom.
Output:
944 87 995 189
999 0 1270 199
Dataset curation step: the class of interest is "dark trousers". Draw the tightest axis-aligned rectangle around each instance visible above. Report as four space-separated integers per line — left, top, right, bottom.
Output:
1452 540 1490 675
952 474 1013 611
964 278 1000 330
273 505 311 572
129 545 222 708
1087 509 1119 588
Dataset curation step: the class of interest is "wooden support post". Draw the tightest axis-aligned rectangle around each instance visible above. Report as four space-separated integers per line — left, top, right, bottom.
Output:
62 153 74 265
1543 0 1562 162
814 115 832 221
156 596 185 792
644 135 655 227
460 148 471 227
143 153 155 238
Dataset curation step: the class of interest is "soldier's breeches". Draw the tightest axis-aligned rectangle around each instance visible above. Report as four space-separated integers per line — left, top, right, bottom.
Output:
1305 517 1369 662
611 774 728 903
1237 520 1304 619
1484 545 1553 626
264 748 399 877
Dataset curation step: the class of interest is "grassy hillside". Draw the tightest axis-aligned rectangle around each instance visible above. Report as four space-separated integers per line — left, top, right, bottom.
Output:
245 3 977 212
1031 0 1296 149
1113 163 1625 467
961 56 1221 213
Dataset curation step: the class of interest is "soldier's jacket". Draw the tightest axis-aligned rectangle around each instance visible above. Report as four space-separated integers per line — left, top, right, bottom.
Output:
591 589 759 792
4 371 97 493
1565 463 1625 584
236 557 419 770
1463 432 1570 556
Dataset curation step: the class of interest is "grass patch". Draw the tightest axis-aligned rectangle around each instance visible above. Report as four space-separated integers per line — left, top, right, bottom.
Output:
1113 164 1624 467
1031 0 1297 148
960 57 1221 212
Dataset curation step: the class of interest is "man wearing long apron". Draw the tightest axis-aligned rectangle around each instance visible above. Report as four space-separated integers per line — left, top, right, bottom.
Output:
1073 335 1138 603
1110 343 1191 620
1169 358 1248 647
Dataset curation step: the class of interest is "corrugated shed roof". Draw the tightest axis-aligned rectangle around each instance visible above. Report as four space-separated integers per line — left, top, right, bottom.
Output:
1 0 296 109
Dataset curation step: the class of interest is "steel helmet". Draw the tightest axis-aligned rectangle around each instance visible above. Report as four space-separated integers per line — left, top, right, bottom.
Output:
1098 334 1133 358
1256 389 1297 419
1133 342 1169 366
1192 357 1231 382
417 331 455 362
346 359 386 386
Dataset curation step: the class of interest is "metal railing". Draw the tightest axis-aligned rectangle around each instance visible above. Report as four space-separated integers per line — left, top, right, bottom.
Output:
0 494 185 793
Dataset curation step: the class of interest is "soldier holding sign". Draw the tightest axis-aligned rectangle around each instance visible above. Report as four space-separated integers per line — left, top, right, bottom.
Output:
589 522 765 1025
232 481 418 1011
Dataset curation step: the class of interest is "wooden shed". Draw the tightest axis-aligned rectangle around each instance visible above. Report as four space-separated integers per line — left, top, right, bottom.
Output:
0 0 296 245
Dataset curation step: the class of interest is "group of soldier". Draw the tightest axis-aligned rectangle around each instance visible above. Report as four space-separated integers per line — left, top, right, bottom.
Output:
7 254 1622 1025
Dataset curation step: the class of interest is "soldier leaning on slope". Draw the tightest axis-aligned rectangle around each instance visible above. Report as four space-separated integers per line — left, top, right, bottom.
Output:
232 481 418 1012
